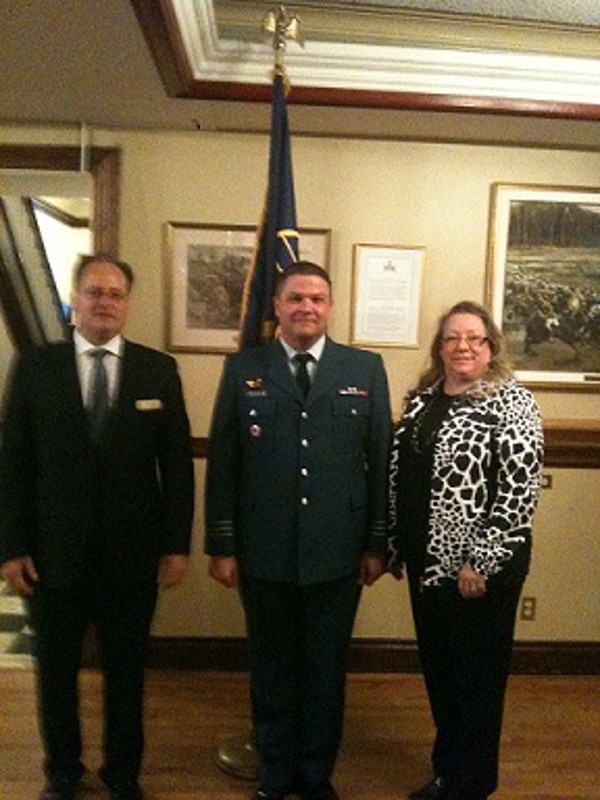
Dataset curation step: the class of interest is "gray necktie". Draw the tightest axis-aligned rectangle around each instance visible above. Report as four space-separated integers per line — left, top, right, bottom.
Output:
294 353 313 398
88 349 109 440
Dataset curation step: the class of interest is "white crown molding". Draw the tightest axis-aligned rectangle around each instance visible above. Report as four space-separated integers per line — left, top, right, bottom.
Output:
171 0 600 105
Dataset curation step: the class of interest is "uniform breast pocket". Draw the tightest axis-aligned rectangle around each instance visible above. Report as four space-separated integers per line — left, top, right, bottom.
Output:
239 396 277 450
331 395 370 451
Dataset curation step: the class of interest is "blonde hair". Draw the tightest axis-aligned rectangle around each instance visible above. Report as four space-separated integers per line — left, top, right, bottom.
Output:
415 300 513 392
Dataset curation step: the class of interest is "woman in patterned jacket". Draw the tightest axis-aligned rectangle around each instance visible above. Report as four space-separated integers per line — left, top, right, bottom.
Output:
388 300 544 800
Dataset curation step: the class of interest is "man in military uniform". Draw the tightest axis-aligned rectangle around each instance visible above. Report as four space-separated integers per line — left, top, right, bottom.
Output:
205 262 392 800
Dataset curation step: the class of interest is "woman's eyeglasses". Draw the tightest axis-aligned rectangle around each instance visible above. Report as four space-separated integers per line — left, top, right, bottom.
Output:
442 334 488 350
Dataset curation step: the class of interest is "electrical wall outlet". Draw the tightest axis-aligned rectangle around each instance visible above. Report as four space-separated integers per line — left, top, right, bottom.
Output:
520 596 537 621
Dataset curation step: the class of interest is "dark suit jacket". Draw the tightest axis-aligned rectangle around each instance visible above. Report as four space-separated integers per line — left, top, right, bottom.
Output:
204 338 392 584
0 339 194 586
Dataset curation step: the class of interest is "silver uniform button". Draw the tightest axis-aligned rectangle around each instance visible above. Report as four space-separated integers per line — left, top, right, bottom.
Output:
301 467 308 476
301 439 309 447
301 411 308 419
301 497 309 505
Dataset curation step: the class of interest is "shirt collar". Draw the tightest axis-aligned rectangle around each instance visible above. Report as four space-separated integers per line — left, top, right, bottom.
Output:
74 329 123 358
279 335 326 363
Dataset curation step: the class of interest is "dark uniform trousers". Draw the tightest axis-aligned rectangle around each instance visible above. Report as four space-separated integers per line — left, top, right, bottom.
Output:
240 574 362 791
205 338 392 792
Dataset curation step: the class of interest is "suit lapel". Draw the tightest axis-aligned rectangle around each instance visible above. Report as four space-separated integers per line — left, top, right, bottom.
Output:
98 340 136 440
306 338 341 405
47 343 91 443
115 340 133 409
57 342 88 417
266 340 299 400
110 340 143 428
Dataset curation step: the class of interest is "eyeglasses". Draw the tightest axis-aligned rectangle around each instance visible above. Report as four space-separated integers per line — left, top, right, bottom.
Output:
80 287 129 303
442 334 488 349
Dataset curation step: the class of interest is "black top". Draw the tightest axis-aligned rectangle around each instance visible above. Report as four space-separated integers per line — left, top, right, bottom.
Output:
397 388 458 581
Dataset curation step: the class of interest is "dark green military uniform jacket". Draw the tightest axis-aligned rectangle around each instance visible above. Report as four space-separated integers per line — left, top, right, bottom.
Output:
204 337 392 585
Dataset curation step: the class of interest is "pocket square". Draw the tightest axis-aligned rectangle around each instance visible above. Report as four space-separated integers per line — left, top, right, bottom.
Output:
135 398 163 411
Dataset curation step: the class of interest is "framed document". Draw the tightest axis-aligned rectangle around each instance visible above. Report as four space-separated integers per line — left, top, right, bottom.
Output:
351 243 424 347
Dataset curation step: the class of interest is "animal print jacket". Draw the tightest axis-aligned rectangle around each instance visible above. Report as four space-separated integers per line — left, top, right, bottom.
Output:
388 378 544 588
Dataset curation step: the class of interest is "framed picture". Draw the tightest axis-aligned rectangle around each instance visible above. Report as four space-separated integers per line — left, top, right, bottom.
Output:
351 243 424 347
165 223 331 352
486 183 600 390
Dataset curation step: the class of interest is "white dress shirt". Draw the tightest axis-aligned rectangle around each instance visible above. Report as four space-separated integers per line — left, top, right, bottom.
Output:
279 335 325 384
74 329 123 408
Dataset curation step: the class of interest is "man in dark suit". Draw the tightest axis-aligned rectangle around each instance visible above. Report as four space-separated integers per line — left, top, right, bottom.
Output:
0 254 195 800
205 262 392 800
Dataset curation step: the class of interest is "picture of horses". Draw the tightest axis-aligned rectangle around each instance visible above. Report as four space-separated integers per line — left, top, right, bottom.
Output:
488 184 600 387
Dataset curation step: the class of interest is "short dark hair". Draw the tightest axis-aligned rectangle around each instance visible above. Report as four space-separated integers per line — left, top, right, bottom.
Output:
73 253 134 291
274 261 331 297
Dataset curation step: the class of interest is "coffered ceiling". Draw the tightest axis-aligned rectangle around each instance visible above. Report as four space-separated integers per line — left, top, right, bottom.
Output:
1 0 599 147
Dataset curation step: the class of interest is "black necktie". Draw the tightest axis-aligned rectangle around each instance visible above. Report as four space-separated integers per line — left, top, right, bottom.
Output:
88 349 109 440
294 353 313 398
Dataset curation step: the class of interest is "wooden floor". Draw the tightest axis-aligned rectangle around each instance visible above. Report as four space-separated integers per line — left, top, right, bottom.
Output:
1 667 598 800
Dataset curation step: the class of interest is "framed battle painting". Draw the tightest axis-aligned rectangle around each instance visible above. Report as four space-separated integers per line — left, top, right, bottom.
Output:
486 183 600 390
165 223 331 353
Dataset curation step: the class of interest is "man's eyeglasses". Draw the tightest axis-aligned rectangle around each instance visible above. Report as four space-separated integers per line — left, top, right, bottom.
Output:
442 334 488 349
80 287 129 303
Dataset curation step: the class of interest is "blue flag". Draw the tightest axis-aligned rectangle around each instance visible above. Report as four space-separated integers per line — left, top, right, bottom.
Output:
239 71 299 350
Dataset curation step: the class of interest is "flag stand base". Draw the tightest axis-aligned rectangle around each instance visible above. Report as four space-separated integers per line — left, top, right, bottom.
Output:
213 730 260 781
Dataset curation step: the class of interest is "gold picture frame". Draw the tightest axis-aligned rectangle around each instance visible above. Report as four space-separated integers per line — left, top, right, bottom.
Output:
486 183 600 391
165 223 331 353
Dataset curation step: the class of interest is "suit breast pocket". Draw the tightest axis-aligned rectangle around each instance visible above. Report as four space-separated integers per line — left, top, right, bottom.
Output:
331 395 370 452
132 400 164 437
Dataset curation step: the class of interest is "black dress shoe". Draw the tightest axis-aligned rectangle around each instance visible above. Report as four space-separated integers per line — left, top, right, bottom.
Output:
99 767 144 800
300 781 341 800
409 776 451 800
38 781 79 800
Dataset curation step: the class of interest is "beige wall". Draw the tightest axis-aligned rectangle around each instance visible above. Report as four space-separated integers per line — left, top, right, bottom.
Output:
0 310 14 392
2 125 599 643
